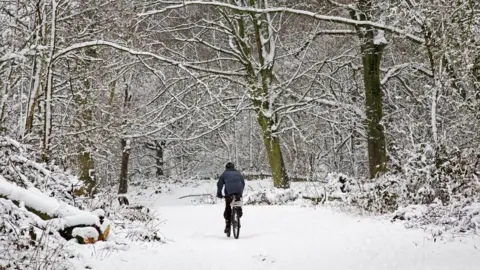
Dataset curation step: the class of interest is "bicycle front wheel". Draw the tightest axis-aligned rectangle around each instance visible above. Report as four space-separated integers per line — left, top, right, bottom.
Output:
232 207 241 239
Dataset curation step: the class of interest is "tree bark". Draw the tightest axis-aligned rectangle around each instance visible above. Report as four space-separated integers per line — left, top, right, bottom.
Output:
76 84 96 195
42 0 58 162
78 145 95 195
118 138 131 205
24 2 45 136
474 54 480 99
155 140 165 177
255 105 289 188
362 42 387 178
25 75 41 135
145 140 165 177
351 1 387 179
74 48 97 195
0 64 13 133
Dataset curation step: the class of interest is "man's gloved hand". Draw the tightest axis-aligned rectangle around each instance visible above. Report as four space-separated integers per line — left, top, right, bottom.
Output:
217 194 223 199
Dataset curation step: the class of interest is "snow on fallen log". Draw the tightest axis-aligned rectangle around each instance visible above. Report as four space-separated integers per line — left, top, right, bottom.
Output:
0 175 87 218
0 175 111 243
46 214 101 231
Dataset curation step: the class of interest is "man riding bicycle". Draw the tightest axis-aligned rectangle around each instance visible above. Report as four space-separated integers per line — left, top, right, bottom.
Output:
217 162 245 233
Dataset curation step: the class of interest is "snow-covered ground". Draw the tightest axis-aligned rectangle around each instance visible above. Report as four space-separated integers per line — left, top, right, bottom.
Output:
75 180 480 270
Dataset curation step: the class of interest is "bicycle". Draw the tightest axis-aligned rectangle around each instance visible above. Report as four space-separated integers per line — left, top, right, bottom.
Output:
225 194 242 239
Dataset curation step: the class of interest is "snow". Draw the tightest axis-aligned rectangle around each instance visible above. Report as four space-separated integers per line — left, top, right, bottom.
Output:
0 175 99 225
0 175 61 214
394 205 428 220
124 139 131 150
373 29 388 45
262 108 273 118
471 216 480 229
92 208 105 217
48 214 100 231
0 48 31 62
89 205 480 270
72 227 99 240
228 36 241 55
78 180 480 270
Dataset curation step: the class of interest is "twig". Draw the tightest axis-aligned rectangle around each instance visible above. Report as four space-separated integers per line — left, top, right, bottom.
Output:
178 194 212 199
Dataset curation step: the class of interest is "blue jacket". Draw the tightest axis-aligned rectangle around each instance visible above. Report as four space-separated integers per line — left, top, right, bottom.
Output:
217 168 245 197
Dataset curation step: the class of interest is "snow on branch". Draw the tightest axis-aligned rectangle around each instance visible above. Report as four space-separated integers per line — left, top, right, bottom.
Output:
52 40 244 77
0 47 41 63
139 1 424 44
313 29 357 35
292 29 357 57
380 63 434 85
381 63 409 85
283 90 365 118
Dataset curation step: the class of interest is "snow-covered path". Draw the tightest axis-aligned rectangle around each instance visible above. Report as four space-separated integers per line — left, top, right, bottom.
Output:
92 203 480 270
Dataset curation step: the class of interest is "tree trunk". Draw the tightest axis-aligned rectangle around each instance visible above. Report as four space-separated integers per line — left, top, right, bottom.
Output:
155 140 165 177
264 135 289 188
42 0 58 162
76 99 96 194
249 111 254 169
362 42 387 178
0 64 13 133
25 74 41 135
234 0 290 188
78 145 95 195
351 1 387 179
255 108 289 188
118 138 131 205
24 3 46 136
474 54 480 151
145 140 165 177
74 49 97 195
473 54 480 99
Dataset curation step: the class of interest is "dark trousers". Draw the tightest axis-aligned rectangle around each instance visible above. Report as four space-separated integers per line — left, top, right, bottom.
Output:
224 194 242 224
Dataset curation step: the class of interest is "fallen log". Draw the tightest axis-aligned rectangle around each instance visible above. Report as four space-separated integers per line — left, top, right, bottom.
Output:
0 176 109 243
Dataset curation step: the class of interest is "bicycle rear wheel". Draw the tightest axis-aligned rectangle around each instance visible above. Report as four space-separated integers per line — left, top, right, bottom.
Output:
232 207 241 239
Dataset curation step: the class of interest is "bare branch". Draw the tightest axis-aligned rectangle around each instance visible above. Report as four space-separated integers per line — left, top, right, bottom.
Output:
52 40 246 76
139 1 424 44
